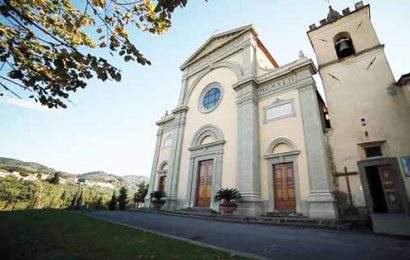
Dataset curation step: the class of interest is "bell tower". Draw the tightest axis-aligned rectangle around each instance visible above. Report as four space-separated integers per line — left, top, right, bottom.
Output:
307 2 410 220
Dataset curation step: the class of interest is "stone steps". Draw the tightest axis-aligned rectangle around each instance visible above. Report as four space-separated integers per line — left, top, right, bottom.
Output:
133 208 371 232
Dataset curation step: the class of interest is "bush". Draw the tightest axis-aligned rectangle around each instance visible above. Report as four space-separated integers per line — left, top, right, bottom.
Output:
117 187 128 210
214 188 242 207
96 196 104 210
108 192 117 210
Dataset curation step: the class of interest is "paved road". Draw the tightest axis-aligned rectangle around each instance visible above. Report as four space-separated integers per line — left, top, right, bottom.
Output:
84 211 410 260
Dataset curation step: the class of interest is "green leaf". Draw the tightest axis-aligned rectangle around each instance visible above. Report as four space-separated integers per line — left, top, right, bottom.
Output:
114 73 121 82
124 55 133 62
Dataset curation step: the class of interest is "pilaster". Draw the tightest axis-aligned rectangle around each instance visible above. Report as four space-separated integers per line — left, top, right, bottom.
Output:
298 82 338 219
145 127 164 207
234 78 262 215
165 107 188 209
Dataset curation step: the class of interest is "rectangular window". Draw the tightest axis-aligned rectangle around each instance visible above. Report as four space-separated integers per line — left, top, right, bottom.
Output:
365 146 383 158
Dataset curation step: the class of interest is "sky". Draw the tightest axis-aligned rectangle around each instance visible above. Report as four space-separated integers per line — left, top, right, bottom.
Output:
1 0 409 177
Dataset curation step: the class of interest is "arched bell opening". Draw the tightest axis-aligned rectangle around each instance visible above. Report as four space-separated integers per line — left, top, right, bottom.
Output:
334 32 355 60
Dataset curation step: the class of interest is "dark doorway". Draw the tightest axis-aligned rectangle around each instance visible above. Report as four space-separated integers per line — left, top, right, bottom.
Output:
366 166 387 213
364 164 404 214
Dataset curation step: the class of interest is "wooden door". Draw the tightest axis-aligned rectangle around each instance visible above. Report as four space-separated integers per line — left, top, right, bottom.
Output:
377 165 404 213
196 160 214 207
273 163 296 210
158 176 166 193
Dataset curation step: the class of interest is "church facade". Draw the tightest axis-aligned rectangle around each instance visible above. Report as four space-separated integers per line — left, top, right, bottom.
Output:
147 2 410 221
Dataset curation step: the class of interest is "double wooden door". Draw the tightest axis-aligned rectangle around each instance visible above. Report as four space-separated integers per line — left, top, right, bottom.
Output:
196 159 214 207
273 163 296 210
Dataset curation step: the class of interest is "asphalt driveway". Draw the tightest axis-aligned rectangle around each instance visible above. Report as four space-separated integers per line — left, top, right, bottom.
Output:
84 211 410 260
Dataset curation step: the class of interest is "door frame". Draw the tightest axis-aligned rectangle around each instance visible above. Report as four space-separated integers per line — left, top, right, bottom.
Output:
265 151 303 213
357 157 410 215
195 159 214 207
185 142 224 210
273 162 297 211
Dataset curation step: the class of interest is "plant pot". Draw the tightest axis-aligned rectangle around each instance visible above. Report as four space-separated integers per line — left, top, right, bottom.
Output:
219 200 237 215
220 205 237 215
151 200 165 210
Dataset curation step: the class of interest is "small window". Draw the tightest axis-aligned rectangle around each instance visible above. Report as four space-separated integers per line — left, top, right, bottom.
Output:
334 32 355 59
199 83 223 113
203 88 221 109
365 146 383 158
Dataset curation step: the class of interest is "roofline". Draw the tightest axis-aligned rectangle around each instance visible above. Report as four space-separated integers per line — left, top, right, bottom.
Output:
307 4 371 34
180 24 258 70
256 38 279 68
396 73 410 87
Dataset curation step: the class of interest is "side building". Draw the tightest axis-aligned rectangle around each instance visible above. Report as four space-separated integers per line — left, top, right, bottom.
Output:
307 2 410 235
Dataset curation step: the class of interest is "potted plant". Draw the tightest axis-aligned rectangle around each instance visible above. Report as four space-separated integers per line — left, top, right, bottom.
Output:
214 188 243 215
150 191 167 210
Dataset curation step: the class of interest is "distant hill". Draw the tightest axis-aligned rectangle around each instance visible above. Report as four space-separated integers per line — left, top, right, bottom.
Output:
0 157 148 189
0 157 66 175
78 171 124 185
123 175 149 185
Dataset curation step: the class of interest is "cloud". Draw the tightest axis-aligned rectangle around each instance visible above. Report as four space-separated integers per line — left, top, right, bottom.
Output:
0 94 49 111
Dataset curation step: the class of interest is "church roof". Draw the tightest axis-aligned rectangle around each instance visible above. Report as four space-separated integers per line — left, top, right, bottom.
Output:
396 72 410 86
180 24 258 70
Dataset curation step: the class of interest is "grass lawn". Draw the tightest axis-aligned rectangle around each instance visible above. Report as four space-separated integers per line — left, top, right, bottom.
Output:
0 210 246 260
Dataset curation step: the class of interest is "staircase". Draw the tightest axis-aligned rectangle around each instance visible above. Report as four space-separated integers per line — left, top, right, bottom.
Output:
133 208 371 231
264 211 305 218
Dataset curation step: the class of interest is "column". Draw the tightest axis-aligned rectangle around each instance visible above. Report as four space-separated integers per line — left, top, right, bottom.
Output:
234 78 262 216
165 107 188 209
298 80 338 219
145 127 163 207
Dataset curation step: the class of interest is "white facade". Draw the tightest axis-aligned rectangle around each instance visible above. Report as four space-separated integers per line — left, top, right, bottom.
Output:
147 3 410 220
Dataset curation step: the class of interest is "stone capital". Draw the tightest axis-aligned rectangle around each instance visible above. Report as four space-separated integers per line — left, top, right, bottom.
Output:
232 77 258 91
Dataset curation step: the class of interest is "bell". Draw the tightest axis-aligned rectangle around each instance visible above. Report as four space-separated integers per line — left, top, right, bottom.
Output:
336 38 354 58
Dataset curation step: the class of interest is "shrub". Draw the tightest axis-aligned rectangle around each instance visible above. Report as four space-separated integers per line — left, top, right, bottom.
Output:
117 187 128 210
108 192 117 210
214 188 242 207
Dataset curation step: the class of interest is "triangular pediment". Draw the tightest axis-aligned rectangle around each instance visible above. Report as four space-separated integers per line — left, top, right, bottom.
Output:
180 24 257 69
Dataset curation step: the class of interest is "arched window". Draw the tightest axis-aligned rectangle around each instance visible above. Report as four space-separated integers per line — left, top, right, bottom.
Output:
334 32 355 59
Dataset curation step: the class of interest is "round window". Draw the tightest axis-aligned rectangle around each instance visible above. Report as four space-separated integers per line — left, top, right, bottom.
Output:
198 83 223 113
202 88 221 110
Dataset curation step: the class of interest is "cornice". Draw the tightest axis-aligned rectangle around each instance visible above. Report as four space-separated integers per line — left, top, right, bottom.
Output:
257 57 316 85
172 106 189 114
232 76 258 91
156 114 175 125
318 44 384 70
